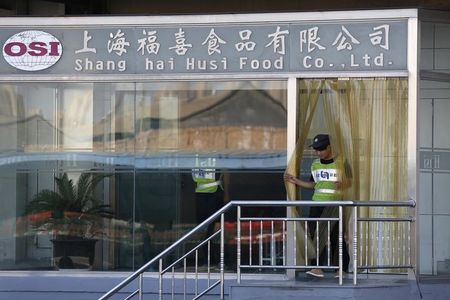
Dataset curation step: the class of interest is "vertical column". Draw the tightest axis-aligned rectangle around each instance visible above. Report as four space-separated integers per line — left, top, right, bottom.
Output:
407 15 419 279
286 77 298 279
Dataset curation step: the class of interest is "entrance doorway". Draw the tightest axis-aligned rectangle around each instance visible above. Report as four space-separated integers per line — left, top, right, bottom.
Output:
287 78 411 272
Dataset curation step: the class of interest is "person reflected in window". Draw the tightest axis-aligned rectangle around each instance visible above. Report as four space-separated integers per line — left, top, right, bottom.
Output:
284 134 351 278
192 155 228 266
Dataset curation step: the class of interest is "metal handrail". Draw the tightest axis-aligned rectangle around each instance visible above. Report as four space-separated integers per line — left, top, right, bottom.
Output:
99 201 232 300
99 199 415 300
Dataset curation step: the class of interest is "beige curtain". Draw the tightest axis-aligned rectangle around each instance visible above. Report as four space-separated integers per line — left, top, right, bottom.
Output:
285 79 322 262
285 78 409 269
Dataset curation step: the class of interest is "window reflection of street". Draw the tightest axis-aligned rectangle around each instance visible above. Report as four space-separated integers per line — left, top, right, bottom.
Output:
0 80 287 271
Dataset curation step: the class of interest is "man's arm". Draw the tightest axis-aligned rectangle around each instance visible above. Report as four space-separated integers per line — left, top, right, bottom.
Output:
284 173 315 189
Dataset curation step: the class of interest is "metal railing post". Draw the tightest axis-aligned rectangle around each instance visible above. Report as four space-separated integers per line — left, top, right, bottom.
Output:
159 259 163 300
316 220 319 267
339 205 343 285
271 221 275 266
237 205 241 284
139 273 143 300
220 213 225 300
259 220 263 266
353 206 358 285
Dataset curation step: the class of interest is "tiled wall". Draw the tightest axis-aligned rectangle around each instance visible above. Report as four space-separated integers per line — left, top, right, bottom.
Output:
421 23 450 71
419 22 450 275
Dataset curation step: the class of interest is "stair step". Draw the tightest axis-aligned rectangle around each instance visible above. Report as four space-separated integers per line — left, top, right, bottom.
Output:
230 276 422 300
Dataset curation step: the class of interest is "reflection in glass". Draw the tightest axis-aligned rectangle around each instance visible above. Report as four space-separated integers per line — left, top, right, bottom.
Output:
59 86 93 150
135 81 287 156
0 80 287 272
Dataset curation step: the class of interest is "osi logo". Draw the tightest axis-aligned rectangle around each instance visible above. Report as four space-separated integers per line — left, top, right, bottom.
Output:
2 30 62 71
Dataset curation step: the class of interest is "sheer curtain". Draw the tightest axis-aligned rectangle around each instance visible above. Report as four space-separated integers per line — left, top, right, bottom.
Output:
285 78 409 270
285 79 322 263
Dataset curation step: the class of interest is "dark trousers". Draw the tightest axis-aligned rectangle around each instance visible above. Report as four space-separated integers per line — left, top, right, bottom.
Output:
195 189 224 264
308 206 349 272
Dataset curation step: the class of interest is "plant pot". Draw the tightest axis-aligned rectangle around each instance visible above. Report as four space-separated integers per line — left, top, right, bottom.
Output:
51 238 97 269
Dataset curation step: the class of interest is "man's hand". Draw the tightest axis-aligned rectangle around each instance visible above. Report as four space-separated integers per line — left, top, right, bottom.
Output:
284 173 298 184
284 173 315 189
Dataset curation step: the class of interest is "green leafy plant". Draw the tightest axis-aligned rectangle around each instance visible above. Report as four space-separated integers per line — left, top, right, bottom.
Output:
24 172 113 239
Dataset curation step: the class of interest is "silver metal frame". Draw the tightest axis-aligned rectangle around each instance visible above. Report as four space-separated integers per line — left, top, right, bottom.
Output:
0 10 418 26
407 15 419 279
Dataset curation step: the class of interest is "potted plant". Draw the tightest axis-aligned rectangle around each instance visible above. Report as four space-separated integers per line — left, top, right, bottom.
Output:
24 172 113 269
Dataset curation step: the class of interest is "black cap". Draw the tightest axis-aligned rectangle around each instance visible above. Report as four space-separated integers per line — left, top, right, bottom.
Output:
309 134 330 150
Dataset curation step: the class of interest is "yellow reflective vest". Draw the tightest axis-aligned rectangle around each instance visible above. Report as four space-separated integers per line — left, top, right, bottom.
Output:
192 168 222 193
311 158 343 201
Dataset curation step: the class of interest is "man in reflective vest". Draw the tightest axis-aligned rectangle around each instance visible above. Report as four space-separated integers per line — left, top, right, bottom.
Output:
284 134 351 278
192 157 223 194
192 155 225 265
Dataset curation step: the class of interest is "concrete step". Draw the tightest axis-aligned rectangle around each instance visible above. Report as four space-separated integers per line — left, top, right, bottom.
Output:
0 271 231 300
0 271 448 300
230 274 423 300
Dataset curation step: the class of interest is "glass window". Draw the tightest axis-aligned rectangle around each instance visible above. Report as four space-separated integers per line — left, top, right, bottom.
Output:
0 80 287 271
134 81 287 271
420 21 450 276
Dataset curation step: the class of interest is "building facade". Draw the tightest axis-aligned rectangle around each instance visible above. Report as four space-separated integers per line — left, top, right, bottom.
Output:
0 8 449 282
